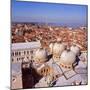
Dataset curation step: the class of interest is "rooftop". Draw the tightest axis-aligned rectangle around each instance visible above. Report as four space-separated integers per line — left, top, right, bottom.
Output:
12 41 41 50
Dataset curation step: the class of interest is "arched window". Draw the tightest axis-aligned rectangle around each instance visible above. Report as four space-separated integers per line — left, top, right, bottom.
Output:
27 51 29 54
15 52 18 56
24 51 26 55
12 78 16 82
44 69 45 73
47 69 48 72
12 52 14 56
52 76 54 80
17 58 19 61
41 70 43 74
56 75 58 78
12 58 14 62
19 52 21 56
30 50 33 54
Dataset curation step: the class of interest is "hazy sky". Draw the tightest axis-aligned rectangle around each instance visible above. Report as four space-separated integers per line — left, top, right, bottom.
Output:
12 0 87 27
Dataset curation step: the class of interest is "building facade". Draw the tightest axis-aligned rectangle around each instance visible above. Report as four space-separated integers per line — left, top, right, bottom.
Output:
11 41 41 63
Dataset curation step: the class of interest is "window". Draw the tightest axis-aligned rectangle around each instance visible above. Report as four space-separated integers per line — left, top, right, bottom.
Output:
56 75 58 78
41 70 43 74
12 58 14 62
15 52 18 56
27 57 29 59
30 50 33 54
24 51 26 55
27 51 29 54
44 69 45 73
12 52 14 56
12 78 16 82
52 76 54 80
19 52 21 56
47 69 48 72
17 58 19 61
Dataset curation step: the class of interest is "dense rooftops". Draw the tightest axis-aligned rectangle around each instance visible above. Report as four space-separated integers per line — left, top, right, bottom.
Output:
12 23 87 51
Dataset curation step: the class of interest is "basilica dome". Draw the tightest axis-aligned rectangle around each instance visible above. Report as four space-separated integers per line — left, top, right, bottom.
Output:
34 48 48 64
59 49 77 69
53 42 66 57
70 44 80 56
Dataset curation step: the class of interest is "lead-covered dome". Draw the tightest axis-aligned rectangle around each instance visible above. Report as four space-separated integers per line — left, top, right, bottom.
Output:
70 44 80 56
59 49 76 69
53 42 66 57
34 48 48 64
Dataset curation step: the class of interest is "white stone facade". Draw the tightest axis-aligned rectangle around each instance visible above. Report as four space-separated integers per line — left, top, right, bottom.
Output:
11 41 41 63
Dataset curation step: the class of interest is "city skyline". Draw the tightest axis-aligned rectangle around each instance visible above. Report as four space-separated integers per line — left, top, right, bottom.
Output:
12 0 87 27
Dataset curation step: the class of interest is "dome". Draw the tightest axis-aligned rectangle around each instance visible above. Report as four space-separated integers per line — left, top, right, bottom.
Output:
60 50 76 69
53 42 66 57
70 45 80 56
34 48 48 64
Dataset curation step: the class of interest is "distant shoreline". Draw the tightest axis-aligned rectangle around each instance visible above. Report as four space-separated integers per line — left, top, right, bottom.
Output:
11 22 87 29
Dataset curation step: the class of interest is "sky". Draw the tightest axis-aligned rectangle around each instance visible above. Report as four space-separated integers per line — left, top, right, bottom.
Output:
12 0 87 27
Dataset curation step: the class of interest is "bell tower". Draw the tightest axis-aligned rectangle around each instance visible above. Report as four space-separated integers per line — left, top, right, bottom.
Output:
21 62 34 88
21 61 43 89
